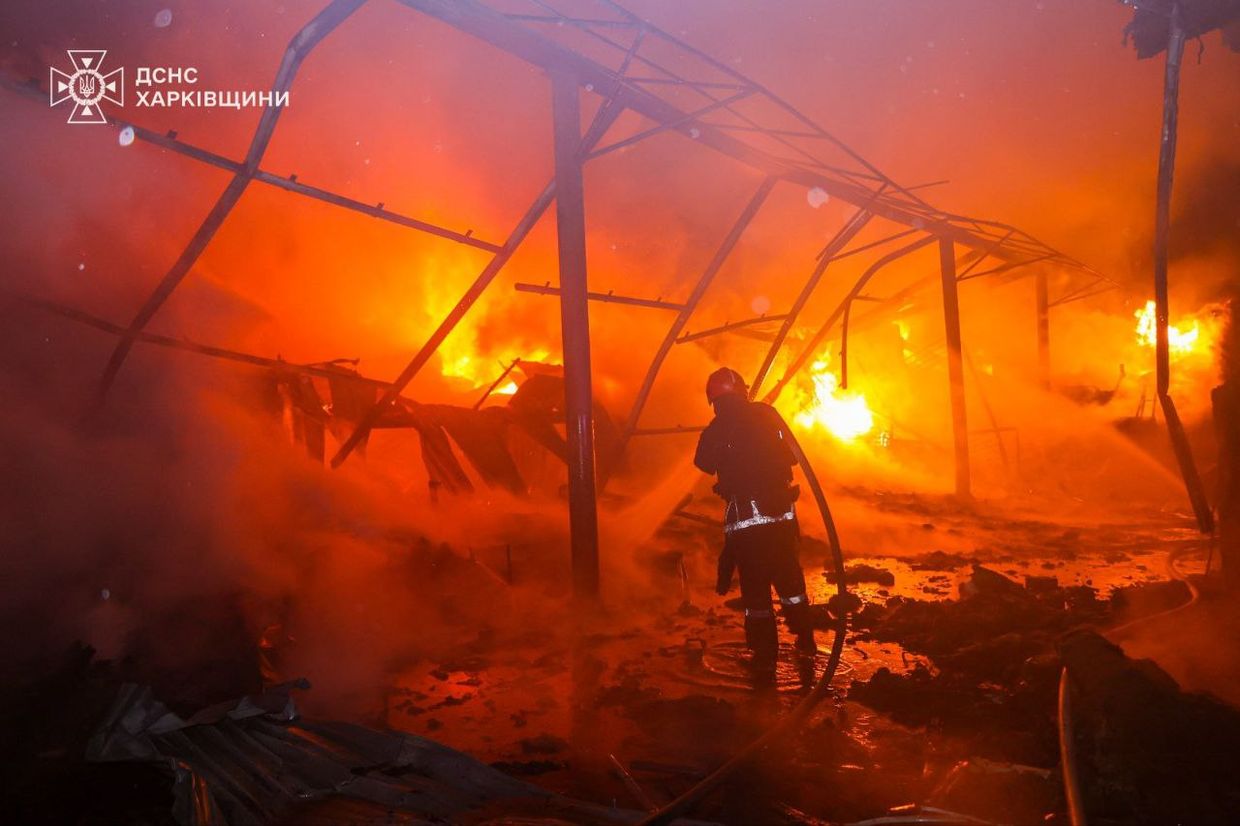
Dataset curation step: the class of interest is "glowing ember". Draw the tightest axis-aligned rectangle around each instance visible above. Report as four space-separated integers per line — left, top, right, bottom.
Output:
494 380 519 396
894 320 916 364
1135 300 1199 354
793 358 874 441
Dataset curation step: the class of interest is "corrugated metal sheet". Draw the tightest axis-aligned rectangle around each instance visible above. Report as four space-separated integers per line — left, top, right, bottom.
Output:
85 682 713 826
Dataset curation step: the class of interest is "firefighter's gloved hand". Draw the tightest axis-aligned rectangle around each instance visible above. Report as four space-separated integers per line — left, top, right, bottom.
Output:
715 544 736 596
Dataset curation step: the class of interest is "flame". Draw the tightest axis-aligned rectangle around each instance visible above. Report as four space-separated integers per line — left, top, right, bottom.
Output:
1135 300 1199 354
418 257 552 390
792 358 874 442
437 331 551 390
894 319 916 364
442 350 549 392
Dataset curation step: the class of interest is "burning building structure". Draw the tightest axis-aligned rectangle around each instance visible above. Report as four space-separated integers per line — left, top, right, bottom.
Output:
0 1 1238 824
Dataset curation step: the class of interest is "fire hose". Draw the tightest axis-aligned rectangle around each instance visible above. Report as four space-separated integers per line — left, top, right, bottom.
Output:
638 447 1205 825
636 430 850 826
1105 542 1203 639
1057 541 1207 826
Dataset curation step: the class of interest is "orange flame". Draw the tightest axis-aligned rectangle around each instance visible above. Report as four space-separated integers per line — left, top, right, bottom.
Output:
418 257 552 390
1134 300 1199 354
792 357 875 442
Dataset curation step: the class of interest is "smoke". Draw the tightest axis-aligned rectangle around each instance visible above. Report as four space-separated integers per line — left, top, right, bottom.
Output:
0 0 1236 721
1220 287 1239 387
1172 160 1240 267
0 281 600 717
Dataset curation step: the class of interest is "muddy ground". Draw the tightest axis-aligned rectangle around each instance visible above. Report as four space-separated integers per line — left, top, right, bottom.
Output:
4 487 1238 825
366 489 1239 824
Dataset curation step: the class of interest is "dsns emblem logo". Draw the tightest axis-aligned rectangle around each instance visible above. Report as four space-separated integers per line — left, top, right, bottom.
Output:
50 50 123 124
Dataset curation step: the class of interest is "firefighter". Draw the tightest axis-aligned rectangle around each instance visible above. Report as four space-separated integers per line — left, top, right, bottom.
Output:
694 366 816 677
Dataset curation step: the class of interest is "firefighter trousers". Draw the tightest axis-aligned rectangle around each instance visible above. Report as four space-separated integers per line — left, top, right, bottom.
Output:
727 519 815 666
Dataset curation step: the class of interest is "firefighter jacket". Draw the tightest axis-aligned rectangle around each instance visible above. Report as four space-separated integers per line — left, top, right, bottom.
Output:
694 395 800 531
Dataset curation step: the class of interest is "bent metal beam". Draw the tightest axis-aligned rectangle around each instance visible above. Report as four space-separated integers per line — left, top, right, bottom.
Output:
613 177 777 464
393 0 1084 266
97 0 369 398
328 96 625 468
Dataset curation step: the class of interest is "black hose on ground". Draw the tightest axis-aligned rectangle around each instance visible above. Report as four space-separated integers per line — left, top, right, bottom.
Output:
1105 544 1203 639
636 431 850 826
1065 543 1206 825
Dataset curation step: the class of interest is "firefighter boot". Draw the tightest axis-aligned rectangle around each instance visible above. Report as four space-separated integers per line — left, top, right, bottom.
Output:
782 599 817 656
745 609 779 679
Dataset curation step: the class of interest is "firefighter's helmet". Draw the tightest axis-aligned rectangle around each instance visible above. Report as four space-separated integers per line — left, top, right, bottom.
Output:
706 367 748 404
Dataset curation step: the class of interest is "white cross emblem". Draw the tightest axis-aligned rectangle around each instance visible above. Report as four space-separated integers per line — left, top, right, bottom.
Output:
50 50 123 124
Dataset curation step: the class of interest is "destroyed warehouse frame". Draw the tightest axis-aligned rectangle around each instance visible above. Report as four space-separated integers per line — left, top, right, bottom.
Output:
4 0 1118 598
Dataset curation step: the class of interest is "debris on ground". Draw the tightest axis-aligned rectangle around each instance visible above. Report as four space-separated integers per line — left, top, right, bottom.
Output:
824 563 896 587
853 565 1109 678
87 680 718 826
906 550 976 571
841 558 1239 825
520 733 570 755
1059 630 1240 825
926 757 1060 826
1108 578 1192 622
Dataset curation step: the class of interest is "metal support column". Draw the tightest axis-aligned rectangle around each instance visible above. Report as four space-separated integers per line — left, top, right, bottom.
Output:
1153 3 1185 399
1036 269 1050 389
939 238 970 498
1151 3 1213 534
551 71 600 600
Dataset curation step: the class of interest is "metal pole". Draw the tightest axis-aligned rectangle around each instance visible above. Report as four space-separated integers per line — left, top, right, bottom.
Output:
1149 3 1212 534
675 313 789 344
939 238 971 497
1036 269 1051 389
551 71 600 600
1160 394 1213 532
11 291 397 390
514 283 687 311
1153 1 1185 398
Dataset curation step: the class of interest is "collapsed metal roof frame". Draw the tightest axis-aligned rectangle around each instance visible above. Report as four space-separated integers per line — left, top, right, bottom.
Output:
11 0 1118 596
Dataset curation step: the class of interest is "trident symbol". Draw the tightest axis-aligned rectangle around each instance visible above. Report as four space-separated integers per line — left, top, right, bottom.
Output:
50 50 123 124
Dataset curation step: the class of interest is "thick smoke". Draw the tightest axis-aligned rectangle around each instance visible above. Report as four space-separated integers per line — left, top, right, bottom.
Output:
0 0 1236 720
